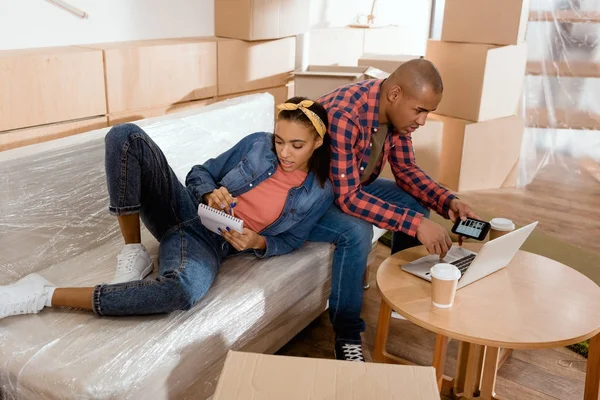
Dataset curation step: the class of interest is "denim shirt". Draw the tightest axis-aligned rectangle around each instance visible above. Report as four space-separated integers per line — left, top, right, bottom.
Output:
185 132 334 258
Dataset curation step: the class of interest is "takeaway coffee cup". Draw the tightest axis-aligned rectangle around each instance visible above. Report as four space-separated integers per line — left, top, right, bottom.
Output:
489 218 516 240
430 263 461 309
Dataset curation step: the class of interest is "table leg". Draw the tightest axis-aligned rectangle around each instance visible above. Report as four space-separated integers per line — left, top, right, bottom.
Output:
585 333 600 400
463 344 484 400
498 348 513 369
480 346 500 400
373 299 392 363
453 341 470 396
433 334 449 390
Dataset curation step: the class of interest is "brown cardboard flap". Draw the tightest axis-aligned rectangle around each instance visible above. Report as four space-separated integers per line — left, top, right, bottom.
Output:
213 351 440 399
82 38 218 114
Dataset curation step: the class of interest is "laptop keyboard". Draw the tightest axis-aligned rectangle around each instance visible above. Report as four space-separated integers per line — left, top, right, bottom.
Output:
450 254 477 275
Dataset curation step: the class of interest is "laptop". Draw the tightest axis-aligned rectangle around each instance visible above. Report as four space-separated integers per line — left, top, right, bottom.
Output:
401 221 538 289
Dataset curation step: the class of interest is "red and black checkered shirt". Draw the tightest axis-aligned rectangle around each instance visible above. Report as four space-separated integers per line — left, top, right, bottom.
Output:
317 79 455 237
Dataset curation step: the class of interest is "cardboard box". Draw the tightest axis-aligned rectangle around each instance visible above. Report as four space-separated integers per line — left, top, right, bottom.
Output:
217 37 296 96
358 53 418 74
83 38 217 114
425 40 527 122
107 98 216 126
0 46 106 132
213 351 440 399
441 0 530 46
380 118 444 181
294 65 389 101
431 114 524 192
215 0 310 41
0 116 107 152
217 84 293 115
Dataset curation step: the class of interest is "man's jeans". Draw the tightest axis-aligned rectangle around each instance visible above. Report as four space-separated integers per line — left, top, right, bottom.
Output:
93 123 229 316
308 179 430 341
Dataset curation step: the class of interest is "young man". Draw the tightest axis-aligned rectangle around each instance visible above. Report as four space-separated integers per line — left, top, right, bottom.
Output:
308 59 481 361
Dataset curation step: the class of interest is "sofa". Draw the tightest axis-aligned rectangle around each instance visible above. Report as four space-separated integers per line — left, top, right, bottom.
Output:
0 93 386 399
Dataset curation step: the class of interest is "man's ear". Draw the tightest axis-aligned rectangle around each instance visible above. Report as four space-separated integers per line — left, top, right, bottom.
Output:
387 84 402 102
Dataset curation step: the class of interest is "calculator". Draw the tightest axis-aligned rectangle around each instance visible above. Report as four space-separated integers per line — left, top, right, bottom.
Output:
451 217 491 241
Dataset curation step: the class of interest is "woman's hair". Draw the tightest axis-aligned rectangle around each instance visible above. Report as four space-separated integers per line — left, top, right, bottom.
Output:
276 96 331 187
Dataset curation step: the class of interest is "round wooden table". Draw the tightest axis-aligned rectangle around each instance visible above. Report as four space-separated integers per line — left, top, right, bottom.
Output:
373 243 600 400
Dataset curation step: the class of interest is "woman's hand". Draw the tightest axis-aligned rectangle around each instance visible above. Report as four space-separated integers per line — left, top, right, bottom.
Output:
203 187 237 215
219 227 266 251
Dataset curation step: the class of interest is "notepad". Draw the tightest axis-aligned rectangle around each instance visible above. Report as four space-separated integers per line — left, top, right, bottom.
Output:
197 203 244 234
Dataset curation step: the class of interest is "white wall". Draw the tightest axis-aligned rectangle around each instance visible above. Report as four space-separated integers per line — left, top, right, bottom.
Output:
309 0 433 56
0 0 433 53
0 0 214 51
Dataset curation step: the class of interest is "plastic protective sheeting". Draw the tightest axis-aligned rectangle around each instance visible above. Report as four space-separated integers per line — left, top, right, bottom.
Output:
0 94 334 399
520 0 600 187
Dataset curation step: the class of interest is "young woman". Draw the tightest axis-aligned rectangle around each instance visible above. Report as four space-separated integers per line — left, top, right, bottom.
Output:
0 97 333 319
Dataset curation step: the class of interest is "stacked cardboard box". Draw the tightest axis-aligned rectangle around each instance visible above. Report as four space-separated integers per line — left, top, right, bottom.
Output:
0 46 109 151
214 0 310 111
425 0 529 191
82 38 219 126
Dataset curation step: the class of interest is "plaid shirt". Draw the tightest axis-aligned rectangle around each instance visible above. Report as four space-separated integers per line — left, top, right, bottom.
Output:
317 79 456 236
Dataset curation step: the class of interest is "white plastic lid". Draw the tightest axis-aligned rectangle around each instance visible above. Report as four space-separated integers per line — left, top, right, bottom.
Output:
490 218 515 231
430 263 461 281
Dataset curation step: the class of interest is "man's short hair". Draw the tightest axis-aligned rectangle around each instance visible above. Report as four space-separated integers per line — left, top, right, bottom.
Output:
392 58 443 94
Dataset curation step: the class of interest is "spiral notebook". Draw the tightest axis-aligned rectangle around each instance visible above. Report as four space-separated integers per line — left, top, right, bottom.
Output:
197 203 244 234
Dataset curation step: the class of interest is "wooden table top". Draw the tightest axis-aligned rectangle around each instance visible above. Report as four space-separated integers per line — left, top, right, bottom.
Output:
377 243 600 349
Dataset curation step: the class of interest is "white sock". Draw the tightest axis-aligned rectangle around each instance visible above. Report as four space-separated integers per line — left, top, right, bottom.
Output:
124 243 144 249
44 287 56 307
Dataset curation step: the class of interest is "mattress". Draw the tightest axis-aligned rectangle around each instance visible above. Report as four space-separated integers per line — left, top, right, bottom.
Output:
0 94 335 399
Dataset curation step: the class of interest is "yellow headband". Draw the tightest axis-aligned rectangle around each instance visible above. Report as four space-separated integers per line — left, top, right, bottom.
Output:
276 100 327 138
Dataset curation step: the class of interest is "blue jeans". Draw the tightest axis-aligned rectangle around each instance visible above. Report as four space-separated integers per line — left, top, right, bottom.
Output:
93 124 230 316
308 179 430 341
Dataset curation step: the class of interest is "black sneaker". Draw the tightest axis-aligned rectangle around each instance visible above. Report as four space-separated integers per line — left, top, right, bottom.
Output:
334 340 365 362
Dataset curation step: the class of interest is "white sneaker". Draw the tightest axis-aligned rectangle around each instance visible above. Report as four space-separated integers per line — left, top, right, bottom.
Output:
0 274 55 319
110 244 154 284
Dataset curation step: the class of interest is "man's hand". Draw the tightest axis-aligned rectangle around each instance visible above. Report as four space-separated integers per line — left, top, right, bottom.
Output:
416 218 453 259
220 227 266 251
448 199 481 246
203 187 237 215
448 199 480 222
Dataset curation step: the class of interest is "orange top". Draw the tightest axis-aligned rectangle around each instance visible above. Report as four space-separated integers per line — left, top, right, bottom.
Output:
233 165 308 232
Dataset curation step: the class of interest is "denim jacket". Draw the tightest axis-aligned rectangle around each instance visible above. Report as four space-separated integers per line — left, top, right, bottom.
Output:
185 132 333 258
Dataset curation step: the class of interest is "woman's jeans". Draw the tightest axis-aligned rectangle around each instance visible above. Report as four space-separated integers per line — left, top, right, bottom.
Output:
93 123 229 316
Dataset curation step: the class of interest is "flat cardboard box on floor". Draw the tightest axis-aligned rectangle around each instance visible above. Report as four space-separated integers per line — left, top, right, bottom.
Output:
358 53 418 74
213 351 440 399
0 46 106 132
217 37 296 96
426 40 527 122
441 0 530 46
380 118 444 181
431 114 524 192
294 65 389 101
82 38 217 114
215 0 309 41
